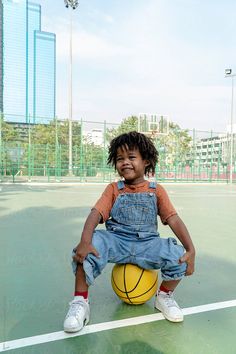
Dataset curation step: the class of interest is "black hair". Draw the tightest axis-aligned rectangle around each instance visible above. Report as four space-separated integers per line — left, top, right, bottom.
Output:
107 131 159 175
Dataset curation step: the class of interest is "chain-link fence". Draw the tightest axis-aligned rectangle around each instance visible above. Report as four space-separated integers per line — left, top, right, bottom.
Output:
0 115 235 183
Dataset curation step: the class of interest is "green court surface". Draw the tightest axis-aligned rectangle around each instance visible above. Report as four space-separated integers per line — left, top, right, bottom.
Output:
1 183 236 353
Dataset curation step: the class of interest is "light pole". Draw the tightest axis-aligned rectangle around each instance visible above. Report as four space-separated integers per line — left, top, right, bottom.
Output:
225 69 236 184
64 0 79 176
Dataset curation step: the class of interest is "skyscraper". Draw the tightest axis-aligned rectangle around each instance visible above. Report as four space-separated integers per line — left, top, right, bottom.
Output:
0 0 56 123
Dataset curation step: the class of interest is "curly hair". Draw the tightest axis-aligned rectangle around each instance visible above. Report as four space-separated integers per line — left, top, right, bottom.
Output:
107 131 159 175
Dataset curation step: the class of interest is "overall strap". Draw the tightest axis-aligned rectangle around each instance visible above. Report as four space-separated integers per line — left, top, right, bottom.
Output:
117 180 125 190
149 181 157 189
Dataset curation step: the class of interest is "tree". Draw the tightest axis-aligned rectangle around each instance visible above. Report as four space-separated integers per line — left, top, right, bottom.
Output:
0 117 22 176
0 117 20 142
156 122 192 167
106 115 192 169
27 119 82 176
106 116 138 142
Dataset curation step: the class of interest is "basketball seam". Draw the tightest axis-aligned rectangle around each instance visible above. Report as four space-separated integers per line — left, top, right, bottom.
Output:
118 276 158 300
124 264 133 304
112 266 145 294
111 265 158 304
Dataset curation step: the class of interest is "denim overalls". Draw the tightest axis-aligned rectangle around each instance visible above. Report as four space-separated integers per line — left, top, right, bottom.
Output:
72 181 187 286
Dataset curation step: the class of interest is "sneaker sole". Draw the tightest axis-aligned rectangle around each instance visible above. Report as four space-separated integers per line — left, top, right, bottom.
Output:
64 326 82 333
155 304 184 323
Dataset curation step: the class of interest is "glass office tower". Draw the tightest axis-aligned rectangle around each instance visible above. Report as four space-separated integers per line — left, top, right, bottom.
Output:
0 2 3 113
0 0 56 123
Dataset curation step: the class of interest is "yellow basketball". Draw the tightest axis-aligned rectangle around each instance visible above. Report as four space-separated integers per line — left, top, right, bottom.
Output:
111 264 158 305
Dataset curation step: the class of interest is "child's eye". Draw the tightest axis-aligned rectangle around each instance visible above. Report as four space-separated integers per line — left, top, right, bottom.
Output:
129 155 136 159
116 157 123 162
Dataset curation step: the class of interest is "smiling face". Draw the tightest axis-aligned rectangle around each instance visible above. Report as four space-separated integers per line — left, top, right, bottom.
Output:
115 146 150 185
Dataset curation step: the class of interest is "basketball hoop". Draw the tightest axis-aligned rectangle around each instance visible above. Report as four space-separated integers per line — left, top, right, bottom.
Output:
144 130 159 139
138 113 169 137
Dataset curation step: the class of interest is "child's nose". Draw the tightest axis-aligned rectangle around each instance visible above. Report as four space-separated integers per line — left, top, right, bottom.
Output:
123 158 130 164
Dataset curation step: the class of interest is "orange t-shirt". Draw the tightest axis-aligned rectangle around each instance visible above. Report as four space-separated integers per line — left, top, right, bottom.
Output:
94 181 177 225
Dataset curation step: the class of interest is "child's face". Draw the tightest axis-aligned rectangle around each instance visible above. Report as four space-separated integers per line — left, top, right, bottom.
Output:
115 146 149 184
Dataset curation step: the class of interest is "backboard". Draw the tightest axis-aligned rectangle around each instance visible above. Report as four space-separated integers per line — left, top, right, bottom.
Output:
138 113 169 137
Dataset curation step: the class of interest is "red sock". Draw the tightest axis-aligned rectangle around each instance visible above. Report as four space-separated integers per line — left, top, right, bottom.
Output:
159 284 172 293
74 291 88 299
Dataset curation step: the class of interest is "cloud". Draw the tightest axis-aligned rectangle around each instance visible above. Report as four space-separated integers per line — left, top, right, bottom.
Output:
44 21 128 62
41 0 234 131
87 8 115 24
72 30 128 59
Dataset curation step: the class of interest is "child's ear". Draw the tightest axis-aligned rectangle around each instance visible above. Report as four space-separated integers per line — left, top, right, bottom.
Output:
145 160 150 167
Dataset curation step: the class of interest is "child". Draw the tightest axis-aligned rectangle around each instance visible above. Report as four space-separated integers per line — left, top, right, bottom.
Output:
63 131 195 332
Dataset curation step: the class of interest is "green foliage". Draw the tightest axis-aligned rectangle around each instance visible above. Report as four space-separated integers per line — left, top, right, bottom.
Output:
0 115 193 178
31 119 81 146
106 116 138 142
0 116 20 142
106 116 192 168
73 141 105 177
156 122 192 167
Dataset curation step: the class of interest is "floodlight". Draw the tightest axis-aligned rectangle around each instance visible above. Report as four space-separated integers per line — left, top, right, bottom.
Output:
63 0 79 176
64 0 79 9
224 68 236 184
225 69 232 76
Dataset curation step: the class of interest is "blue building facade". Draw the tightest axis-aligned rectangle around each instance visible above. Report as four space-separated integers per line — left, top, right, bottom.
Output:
0 0 56 123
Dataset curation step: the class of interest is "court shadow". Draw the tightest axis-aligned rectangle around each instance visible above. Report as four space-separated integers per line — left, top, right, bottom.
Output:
1 197 236 350
0 183 74 197
90 251 236 324
2 242 236 354
119 340 164 354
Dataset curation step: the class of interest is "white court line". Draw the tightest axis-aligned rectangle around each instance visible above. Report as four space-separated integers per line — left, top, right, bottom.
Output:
1 299 236 352
0 182 229 186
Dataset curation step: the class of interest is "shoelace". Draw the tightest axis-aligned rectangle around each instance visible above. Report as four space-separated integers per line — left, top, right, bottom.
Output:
162 293 178 308
66 300 85 318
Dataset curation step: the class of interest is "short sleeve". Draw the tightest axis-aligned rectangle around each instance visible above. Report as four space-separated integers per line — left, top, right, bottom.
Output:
156 184 177 225
93 183 115 223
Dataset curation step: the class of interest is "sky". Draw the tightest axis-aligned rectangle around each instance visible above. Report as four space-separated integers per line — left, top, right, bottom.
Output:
37 0 236 133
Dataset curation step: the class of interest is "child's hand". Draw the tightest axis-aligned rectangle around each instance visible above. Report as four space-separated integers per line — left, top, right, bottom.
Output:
179 251 195 276
73 242 100 264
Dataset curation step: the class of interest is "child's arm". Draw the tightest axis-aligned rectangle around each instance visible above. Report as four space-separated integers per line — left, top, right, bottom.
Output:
73 208 101 264
167 214 195 276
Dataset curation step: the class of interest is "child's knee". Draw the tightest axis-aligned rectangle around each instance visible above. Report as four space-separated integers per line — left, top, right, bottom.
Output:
161 261 187 280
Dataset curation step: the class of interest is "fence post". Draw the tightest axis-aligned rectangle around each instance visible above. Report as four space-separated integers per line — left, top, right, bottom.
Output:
209 130 213 182
0 113 2 181
103 120 106 182
192 129 196 182
79 118 83 182
55 117 60 181
46 143 50 182
28 115 31 182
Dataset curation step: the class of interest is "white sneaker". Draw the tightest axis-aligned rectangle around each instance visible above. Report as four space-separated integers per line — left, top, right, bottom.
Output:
155 291 184 323
63 296 90 333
